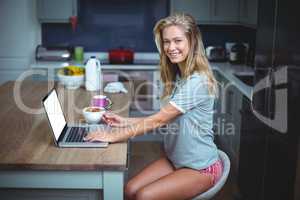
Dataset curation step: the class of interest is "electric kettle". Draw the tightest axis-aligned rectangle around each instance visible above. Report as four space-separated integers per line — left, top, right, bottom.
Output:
85 56 102 91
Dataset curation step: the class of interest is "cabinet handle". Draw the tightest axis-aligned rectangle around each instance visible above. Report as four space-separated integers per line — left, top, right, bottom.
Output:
244 0 248 18
213 0 217 16
227 91 234 116
239 109 252 115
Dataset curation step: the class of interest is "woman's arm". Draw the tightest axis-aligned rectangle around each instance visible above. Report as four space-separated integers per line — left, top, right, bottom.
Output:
124 117 145 125
119 103 182 139
102 112 145 127
84 103 182 143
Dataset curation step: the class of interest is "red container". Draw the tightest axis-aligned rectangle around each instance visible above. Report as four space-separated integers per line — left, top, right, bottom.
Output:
108 48 134 64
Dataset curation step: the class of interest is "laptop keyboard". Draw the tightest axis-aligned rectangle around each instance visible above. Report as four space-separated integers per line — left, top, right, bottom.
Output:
65 125 106 143
65 127 87 142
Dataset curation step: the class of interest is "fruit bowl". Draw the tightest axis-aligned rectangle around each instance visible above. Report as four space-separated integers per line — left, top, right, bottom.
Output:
57 66 85 89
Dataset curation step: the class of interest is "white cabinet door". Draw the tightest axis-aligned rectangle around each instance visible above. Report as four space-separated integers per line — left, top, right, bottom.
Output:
0 0 40 57
0 0 40 84
37 0 77 22
239 0 258 27
170 0 239 24
170 0 211 23
211 0 239 23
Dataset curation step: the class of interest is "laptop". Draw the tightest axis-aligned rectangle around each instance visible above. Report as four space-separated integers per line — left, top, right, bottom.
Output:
42 88 109 148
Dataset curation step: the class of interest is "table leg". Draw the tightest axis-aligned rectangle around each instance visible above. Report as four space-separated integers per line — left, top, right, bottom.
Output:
103 171 124 200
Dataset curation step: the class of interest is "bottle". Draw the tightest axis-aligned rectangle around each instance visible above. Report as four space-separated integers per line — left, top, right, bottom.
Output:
85 56 102 91
229 43 247 64
74 46 84 64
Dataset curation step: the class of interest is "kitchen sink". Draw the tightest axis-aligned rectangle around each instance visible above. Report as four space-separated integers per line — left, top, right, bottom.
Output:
234 73 254 87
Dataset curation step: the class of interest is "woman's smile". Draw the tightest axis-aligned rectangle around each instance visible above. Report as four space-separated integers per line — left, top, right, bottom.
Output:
162 25 190 66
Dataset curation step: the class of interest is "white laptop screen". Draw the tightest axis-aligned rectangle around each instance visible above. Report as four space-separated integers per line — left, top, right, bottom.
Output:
43 89 67 141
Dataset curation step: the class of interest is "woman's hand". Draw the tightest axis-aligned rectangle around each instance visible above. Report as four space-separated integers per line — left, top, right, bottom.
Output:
83 130 116 143
102 112 129 127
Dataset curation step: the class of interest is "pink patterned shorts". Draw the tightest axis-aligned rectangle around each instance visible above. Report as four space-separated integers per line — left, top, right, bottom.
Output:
199 160 223 185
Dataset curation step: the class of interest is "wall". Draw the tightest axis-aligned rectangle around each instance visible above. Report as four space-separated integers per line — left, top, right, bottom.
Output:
0 0 41 84
41 1 256 52
200 25 256 48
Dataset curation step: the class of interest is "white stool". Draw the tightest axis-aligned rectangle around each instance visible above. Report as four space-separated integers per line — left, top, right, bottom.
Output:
192 150 231 200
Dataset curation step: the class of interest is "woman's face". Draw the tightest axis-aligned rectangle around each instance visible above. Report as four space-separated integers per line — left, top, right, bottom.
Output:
162 25 190 65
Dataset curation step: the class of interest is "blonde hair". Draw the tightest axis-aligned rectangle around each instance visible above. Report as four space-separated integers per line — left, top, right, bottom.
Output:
153 13 218 98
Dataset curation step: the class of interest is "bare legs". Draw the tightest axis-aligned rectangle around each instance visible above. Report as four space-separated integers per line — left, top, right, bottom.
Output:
125 157 214 200
125 157 175 199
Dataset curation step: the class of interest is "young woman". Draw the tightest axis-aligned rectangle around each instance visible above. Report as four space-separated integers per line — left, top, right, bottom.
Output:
84 13 222 200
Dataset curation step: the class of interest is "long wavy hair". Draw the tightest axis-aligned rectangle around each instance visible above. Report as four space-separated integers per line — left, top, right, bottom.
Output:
153 13 218 98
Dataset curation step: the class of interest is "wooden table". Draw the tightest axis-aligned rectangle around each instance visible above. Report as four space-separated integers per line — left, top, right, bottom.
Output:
0 81 132 200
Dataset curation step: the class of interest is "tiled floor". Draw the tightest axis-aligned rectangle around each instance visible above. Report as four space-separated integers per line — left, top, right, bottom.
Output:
127 141 235 200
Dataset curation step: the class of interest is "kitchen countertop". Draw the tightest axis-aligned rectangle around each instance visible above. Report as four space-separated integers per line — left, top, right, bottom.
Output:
30 53 254 100
30 60 159 71
211 62 254 100
30 52 160 70
0 81 132 170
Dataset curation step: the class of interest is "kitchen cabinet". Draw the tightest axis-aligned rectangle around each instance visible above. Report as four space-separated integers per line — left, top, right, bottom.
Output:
31 68 57 81
170 0 239 24
223 84 243 168
0 0 40 85
112 70 158 111
170 0 211 23
239 0 258 27
211 0 239 23
37 0 77 23
213 69 226 115
213 70 243 180
0 189 99 200
170 0 257 27
152 70 163 110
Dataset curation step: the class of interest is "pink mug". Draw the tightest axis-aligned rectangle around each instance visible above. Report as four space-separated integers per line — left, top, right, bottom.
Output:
91 95 111 108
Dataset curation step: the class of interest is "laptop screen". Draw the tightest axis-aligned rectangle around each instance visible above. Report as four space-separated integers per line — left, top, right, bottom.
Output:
42 89 67 141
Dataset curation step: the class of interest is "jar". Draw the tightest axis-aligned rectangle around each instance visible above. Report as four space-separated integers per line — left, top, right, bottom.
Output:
229 43 247 64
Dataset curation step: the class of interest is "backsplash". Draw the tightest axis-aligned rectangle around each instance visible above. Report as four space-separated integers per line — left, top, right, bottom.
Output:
200 25 256 49
42 0 168 52
42 0 256 52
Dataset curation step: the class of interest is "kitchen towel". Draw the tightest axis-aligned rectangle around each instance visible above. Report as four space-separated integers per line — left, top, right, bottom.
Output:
104 82 128 93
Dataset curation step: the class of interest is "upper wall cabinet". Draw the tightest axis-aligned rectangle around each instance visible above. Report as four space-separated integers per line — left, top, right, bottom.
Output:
239 0 258 27
37 0 77 23
170 0 239 24
170 0 211 23
211 0 239 23
170 0 257 27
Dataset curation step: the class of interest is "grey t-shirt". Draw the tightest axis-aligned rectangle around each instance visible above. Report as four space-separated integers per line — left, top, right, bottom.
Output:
164 72 218 170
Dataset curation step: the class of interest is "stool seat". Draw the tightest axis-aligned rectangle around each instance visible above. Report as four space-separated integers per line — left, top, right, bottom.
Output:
192 150 230 200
